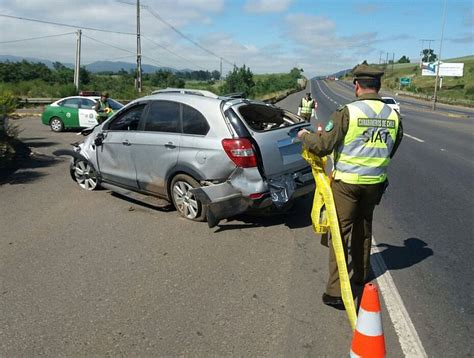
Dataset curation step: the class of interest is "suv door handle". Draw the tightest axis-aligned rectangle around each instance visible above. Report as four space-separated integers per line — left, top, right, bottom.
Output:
122 140 131 146
164 142 176 148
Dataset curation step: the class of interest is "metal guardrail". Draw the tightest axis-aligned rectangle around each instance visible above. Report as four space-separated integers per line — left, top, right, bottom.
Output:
18 98 133 105
18 98 58 105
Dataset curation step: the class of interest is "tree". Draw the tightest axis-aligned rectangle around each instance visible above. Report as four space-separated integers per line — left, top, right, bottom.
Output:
290 67 302 79
397 55 410 63
79 66 91 85
211 70 221 80
421 49 437 62
221 65 255 97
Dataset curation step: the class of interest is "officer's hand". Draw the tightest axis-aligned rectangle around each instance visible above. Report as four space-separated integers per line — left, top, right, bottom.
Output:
297 129 310 139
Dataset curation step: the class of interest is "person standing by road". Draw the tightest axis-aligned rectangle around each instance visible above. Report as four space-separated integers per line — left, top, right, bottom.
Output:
94 91 112 124
298 92 317 122
297 64 403 308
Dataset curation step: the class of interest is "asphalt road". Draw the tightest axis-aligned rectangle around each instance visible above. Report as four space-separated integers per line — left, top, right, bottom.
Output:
308 79 474 357
0 84 472 356
0 101 403 356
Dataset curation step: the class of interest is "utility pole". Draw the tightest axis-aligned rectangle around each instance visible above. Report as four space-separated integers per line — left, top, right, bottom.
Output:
220 57 223 80
433 0 447 110
74 29 82 92
391 52 395 73
136 0 142 93
385 52 389 66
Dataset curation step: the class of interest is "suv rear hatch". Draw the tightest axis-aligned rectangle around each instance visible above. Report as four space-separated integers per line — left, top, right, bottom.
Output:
191 102 314 228
234 103 310 177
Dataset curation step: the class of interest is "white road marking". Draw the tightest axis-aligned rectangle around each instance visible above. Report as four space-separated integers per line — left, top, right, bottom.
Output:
371 238 428 358
316 80 340 106
404 133 425 143
319 79 353 102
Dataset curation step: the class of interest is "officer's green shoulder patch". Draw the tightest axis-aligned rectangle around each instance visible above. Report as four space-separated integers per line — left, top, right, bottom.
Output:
325 120 334 132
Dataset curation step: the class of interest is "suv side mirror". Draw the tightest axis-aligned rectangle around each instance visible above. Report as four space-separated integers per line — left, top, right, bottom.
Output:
94 132 105 146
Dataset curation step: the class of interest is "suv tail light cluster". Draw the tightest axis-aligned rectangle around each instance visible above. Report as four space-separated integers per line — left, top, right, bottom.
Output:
221 138 257 168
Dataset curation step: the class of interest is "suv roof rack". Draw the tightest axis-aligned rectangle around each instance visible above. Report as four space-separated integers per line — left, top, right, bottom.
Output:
221 92 245 99
151 88 218 99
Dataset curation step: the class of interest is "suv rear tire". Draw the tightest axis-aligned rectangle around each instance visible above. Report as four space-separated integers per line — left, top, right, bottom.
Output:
170 174 206 221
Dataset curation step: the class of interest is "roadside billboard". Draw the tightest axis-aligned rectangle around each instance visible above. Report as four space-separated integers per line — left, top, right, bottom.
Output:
421 62 464 76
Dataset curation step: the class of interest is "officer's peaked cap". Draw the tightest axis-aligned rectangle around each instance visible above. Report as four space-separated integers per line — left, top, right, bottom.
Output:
353 64 384 83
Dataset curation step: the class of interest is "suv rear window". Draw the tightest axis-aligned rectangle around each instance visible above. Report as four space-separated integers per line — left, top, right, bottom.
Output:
383 98 396 104
237 104 301 132
182 104 209 135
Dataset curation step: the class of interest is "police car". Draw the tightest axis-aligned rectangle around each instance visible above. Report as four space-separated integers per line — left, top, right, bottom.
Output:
41 93 123 132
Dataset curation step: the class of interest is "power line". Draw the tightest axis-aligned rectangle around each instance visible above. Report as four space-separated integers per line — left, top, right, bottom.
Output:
0 14 135 35
115 0 234 67
0 32 75 44
83 34 167 69
146 7 234 66
82 34 136 55
142 36 210 71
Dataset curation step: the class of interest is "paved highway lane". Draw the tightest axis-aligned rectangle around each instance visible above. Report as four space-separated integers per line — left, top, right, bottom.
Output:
0 113 404 356
308 78 474 357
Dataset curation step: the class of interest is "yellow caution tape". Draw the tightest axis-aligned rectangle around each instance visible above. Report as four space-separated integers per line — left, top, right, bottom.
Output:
302 148 357 330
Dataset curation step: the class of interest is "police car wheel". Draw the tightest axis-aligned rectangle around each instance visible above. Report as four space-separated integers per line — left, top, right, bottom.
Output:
170 174 206 221
50 117 64 132
72 159 99 191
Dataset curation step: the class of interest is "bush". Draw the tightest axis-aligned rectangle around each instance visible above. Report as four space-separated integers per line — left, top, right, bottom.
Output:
0 91 19 168
464 84 474 96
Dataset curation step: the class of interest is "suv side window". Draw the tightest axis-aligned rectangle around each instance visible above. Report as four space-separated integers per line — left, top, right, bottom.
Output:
182 104 209 135
107 104 146 131
144 101 180 133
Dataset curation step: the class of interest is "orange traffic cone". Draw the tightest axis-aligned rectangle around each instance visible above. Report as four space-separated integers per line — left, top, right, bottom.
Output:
350 283 385 358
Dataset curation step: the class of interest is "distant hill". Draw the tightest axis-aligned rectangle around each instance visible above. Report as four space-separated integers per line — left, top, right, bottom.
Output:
313 68 351 80
0 55 180 73
84 60 177 74
0 55 74 69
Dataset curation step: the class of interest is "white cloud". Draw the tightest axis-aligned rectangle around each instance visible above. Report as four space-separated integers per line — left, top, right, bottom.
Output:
244 0 292 14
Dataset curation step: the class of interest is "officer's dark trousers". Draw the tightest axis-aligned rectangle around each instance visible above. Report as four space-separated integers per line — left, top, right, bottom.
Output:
326 180 385 297
301 113 311 122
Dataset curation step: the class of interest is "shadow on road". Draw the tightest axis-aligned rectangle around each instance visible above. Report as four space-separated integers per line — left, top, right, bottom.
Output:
0 139 62 185
373 237 434 272
349 238 433 311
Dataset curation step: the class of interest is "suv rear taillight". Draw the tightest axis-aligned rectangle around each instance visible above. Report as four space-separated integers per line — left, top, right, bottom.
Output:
222 138 257 168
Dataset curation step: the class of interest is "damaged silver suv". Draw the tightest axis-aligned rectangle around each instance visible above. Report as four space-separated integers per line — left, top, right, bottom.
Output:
65 90 315 227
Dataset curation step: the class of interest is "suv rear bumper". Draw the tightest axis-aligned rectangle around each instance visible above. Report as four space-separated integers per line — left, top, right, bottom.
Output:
191 179 315 228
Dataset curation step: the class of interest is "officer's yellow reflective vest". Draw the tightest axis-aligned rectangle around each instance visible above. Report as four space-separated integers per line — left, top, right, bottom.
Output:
300 98 314 115
333 100 399 184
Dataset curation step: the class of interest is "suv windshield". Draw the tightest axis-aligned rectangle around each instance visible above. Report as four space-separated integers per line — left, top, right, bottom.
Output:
237 104 301 131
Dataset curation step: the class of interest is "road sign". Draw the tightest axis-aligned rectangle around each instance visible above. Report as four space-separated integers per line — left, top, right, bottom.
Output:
400 77 412 85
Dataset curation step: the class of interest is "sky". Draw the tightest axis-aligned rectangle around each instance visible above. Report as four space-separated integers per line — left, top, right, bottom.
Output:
0 0 473 78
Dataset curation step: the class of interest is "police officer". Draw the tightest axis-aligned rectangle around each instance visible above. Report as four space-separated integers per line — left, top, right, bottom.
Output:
298 92 316 122
297 64 403 308
94 91 112 124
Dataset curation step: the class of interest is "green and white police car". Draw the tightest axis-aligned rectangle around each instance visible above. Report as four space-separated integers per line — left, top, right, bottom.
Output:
41 95 123 132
